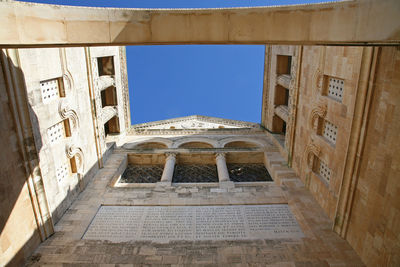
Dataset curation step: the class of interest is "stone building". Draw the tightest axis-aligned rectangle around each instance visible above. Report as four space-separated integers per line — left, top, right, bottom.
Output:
0 1 399 266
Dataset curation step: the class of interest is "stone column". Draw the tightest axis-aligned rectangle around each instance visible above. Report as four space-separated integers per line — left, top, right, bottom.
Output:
160 152 177 182
215 153 230 182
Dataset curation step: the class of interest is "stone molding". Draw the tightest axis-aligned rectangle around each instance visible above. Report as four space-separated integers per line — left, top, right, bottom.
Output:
312 68 324 93
66 144 85 174
303 140 321 171
58 100 79 131
309 102 327 130
131 115 260 130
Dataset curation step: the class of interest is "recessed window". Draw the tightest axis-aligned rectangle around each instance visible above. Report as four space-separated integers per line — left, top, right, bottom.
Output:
321 120 338 145
324 76 344 102
40 77 65 103
56 163 69 184
172 164 218 183
97 56 115 76
227 164 273 182
316 159 331 183
276 55 292 75
120 165 164 183
47 121 64 145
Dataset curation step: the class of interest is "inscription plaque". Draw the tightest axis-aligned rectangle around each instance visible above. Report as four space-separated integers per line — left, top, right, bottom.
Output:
83 204 304 242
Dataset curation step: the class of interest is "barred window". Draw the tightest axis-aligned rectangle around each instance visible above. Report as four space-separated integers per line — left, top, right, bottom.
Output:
227 164 273 182
120 165 164 183
172 164 218 183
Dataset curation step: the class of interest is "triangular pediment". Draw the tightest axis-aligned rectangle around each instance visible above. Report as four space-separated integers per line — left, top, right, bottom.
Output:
131 115 259 130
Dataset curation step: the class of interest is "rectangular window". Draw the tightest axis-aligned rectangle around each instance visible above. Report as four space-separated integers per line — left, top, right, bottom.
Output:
322 120 338 145
40 77 65 103
324 76 344 102
317 159 331 183
56 163 69 184
97 56 115 76
276 55 292 75
47 121 64 145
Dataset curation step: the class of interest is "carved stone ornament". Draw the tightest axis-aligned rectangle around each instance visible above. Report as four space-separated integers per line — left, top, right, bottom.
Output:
165 152 177 160
62 70 74 92
309 102 327 130
303 140 321 171
58 100 79 131
215 152 226 160
66 144 85 174
312 68 324 93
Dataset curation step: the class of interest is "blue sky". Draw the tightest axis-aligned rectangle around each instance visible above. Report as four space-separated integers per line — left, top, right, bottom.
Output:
20 0 329 124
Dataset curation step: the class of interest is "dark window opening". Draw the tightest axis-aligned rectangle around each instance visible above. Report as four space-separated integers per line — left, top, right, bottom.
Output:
97 56 115 76
227 163 273 182
276 55 292 75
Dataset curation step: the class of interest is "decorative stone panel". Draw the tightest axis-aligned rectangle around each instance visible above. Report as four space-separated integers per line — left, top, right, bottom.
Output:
40 77 64 103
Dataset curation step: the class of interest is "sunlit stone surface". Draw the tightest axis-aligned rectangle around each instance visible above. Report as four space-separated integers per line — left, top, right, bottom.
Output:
83 204 304 242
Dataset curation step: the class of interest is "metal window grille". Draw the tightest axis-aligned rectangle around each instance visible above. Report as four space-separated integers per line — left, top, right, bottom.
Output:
56 163 69 184
172 164 218 183
40 78 63 103
318 160 331 183
227 164 273 182
47 121 64 145
120 165 164 183
322 120 338 144
327 77 344 102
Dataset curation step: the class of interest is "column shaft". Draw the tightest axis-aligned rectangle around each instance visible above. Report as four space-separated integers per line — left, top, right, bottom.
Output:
215 153 230 182
160 153 176 182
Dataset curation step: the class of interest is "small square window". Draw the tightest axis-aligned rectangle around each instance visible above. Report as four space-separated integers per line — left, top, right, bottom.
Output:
315 159 331 183
47 121 64 145
97 56 115 76
323 76 344 102
56 163 69 184
40 77 65 103
321 120 338 145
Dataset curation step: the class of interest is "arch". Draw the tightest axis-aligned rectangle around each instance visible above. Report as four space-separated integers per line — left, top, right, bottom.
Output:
135 142 168 149
179 142 214 149
123 137 172 149
224 141 259 148
219 137 269 149
172 137 218 149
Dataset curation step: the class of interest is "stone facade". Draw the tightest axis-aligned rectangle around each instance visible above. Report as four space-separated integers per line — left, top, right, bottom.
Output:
0 1 399 266
0 46 129 266
262 45 400 266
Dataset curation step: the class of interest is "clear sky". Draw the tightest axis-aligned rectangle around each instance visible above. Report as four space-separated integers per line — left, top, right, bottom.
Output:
19 0 330 124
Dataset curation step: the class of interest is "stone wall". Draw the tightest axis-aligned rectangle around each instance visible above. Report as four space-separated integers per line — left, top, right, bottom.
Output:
0 50 42 266
345 46 400 266
18 47 101 223
291 46 364 220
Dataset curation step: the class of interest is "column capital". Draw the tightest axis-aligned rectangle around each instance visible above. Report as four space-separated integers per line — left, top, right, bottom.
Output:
165 152 177 160
215 152 226 160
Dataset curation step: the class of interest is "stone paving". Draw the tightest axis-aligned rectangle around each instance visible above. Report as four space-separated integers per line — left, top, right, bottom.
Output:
27 152 364 266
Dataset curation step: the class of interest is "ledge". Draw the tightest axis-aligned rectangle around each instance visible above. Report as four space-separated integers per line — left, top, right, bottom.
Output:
101 106 118 123
274 105 289 122
276 74 291 89
96 75 115 91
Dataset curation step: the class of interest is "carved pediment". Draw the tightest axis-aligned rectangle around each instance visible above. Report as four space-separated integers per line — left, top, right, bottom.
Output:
131 115 259 131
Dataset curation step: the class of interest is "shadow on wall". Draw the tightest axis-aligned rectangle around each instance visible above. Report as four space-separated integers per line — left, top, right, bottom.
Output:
0 50 107 266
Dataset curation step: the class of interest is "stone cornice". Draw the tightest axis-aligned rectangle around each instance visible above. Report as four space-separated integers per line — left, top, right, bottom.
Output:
131 115 260 132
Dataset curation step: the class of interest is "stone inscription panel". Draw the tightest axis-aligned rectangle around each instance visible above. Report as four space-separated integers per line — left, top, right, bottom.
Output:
83 205 304 242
